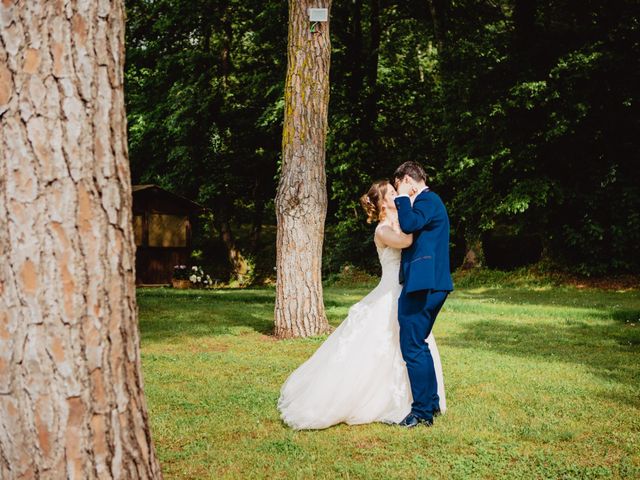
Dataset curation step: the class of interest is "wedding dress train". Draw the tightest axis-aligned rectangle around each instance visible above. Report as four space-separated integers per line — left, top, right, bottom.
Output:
278 246 446 430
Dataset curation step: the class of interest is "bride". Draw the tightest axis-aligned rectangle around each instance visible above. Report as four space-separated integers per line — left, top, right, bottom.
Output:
278 180 446 430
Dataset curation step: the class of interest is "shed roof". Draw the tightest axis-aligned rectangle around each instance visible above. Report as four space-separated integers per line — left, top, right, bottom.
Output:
132 184 205 212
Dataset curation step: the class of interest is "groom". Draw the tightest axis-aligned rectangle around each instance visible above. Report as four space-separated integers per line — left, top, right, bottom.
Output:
393 161 453 428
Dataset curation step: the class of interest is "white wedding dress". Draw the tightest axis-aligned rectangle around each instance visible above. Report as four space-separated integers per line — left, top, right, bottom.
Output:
278 245 446 430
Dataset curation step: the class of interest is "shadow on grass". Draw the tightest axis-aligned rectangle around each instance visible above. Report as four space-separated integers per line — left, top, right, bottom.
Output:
137 288 277 341
610 308 640 325
457 286 640 312
452 287 640 343
137 286 371 343
445 316 640 400
137 286 640 403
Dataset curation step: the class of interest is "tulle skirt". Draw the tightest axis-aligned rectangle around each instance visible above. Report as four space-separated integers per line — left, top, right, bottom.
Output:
278 281 446 430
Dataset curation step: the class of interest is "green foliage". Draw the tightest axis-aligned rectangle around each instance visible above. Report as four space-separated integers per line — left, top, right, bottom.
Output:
324 2 445 272
229 255 257 288
126 0 285 256
172 265 189 281
324 0 640 275
137 284 640 478
323 263 379 288
323 219 380 275
126 0 640 277
435 0 640 274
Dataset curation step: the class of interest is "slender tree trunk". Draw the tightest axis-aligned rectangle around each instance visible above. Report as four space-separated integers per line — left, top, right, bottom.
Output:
462 235 485 270
214 201 249 281
0 2 162 478
219 0 232 88
250 208 264 255
348 0 363 98
362 0 380 142
365 0 380 91
426 0 445 53
513 0 537 53
274 0 331 338
512 0 538 74
214 0 250 282
250 179 265 255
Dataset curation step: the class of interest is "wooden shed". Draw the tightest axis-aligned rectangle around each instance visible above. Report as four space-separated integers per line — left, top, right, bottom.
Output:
132 185 204 285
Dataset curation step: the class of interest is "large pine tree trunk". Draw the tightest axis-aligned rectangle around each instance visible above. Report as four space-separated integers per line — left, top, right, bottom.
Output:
274 0 331 338
0 2 162 478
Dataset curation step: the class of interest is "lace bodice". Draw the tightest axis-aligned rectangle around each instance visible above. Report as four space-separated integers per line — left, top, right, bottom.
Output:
376 245 401 279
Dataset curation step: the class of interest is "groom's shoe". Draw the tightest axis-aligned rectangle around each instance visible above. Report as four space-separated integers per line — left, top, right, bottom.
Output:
433 408 442 418
398 413 433 428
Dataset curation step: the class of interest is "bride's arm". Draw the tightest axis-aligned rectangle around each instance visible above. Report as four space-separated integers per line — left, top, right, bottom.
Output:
375 224 413 249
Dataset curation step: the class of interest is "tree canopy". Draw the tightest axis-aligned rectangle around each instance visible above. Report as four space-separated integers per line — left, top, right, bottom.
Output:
125 0 639 278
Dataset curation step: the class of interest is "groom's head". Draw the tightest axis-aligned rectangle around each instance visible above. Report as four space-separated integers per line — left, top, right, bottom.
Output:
393 161 428 191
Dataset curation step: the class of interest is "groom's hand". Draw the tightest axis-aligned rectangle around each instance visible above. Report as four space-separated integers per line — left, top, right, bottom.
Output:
397 180 413 196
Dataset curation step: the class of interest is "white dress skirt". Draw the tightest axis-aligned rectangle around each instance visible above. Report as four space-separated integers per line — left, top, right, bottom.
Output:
278 246 446 430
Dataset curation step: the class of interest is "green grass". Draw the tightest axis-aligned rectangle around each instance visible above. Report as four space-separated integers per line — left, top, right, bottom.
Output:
138 283 640 479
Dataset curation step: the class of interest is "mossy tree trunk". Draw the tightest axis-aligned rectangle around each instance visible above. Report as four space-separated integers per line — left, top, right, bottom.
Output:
0 1 162 478
274 0 332 338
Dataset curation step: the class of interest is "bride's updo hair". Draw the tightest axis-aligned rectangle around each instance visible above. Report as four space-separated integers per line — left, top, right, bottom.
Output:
360 180 389 224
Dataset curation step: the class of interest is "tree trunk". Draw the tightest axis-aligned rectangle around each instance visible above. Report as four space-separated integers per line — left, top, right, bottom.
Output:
512 0 539 75
347 0 363 98
362 0 380 143
462 235 485 270
365 0 380 91
0 2 162 478
426 0 446 53
219 0 232 88
513 0 537 54
250 179 265 255
274 0 331 338
214 201 249 282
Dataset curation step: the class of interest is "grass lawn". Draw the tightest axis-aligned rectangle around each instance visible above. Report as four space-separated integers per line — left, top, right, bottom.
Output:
138 282 640 479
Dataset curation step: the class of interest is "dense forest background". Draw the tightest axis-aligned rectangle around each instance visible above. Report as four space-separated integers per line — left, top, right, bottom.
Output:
125 0 639 281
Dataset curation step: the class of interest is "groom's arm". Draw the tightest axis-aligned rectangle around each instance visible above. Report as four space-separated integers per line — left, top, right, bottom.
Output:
394 195 435 233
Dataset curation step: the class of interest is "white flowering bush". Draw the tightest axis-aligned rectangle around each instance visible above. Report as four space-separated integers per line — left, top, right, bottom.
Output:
188 265 213 288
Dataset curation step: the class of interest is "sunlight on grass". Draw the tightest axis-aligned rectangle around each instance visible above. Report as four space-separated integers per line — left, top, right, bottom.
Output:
137 285 640 479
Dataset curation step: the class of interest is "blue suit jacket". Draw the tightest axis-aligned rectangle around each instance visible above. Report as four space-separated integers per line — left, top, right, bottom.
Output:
394 189 454 293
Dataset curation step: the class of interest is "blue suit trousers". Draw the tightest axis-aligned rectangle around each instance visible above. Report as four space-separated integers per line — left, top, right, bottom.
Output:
398 289 448 420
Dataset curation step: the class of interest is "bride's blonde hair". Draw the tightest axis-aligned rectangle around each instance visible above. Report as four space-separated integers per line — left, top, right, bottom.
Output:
360 180 389 224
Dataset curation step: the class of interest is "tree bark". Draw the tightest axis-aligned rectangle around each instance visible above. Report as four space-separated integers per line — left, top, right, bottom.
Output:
362 0 380 142
513 0 537 53
250 179 265 255
274 0 331 338
426 0 446 53
347 0 363 99
214 200 249 281
512 0 539 75
462 235 485 270
0 1 162 478
219 0 232 88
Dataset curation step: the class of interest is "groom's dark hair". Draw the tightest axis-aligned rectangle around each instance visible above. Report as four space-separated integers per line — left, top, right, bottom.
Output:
393 161 428 184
